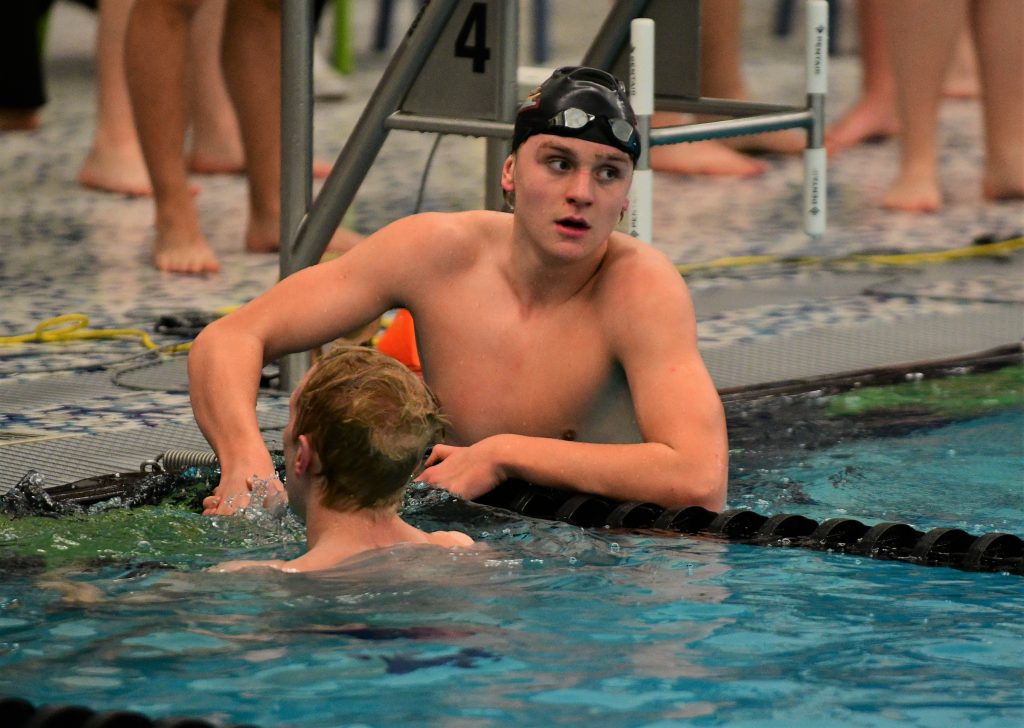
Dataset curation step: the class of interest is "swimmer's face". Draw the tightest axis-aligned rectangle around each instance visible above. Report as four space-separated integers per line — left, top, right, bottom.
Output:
502 134 632 258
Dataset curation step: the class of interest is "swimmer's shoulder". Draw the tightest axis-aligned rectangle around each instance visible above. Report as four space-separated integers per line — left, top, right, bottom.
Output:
372 210 509 273
378 210 508 245
427 529 475 549
600 231 682 286
209 559 293 574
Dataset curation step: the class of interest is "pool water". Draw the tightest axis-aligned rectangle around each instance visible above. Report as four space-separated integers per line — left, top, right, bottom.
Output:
1 369 1022 727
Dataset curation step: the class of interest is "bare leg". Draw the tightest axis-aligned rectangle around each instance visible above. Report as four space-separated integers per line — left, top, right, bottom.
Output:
970 0 1024 201
186 0 244 175
881 0 964 212
221 0 349 253
943 29 980 98
78 0 153 196
221 0 281 253
825 0 900 155
126 0 220 273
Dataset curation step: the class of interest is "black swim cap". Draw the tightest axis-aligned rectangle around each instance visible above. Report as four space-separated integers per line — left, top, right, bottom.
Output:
512 66 640 162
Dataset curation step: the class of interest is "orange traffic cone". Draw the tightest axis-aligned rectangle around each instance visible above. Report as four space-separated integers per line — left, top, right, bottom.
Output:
375 308 421 374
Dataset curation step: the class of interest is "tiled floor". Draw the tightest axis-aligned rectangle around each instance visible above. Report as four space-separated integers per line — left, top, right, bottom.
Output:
1 2 1021 491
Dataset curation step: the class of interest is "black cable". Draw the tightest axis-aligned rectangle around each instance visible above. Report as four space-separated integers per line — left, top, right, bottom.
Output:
414 133 445 214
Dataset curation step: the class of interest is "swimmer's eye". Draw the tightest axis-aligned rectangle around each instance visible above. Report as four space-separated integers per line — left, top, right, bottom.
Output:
596 165 625 182
546 156 572 172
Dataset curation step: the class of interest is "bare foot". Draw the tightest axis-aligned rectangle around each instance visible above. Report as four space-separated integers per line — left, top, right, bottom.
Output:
189 153 333 180
0 109 41 131
244 214 280 254
152 228 221 274
246 215 363 257
723 129 805 155
312 159 333 179
943 74 980 100
983 151 1024 201
651 140 766 177
826 98 900 155
188 149 245 175
882 173 943 213
78 143 153 197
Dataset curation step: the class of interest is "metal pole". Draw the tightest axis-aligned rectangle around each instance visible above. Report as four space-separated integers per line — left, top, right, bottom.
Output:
279 0 315 390
582 0 652 69
485 0 519 211
804 0 828 238
628 18 654 243
650 110 813 145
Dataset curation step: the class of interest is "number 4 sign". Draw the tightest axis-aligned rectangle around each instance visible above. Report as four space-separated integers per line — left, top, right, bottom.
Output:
402 0 515 122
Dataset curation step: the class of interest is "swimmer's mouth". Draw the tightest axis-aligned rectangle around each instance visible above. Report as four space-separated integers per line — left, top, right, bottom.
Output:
556 217 590 231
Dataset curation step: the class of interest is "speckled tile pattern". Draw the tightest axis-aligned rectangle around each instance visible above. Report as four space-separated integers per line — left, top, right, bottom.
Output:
0 1 1021 475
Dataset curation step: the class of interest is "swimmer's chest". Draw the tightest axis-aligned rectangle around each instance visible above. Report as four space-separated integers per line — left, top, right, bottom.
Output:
416 300 634 442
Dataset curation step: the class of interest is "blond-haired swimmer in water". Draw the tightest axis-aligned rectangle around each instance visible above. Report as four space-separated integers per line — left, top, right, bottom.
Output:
190 66 728 516
213 345 472 573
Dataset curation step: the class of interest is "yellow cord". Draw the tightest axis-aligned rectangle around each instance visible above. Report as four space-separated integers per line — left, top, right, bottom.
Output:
0 313 191 354
676 235 1024 275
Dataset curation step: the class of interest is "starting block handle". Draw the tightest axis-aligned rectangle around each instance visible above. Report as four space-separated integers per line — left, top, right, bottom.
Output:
804 0 828 237
629 18 654 243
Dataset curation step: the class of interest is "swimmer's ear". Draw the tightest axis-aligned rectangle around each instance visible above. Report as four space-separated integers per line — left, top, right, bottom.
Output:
294 435 315 476
501 155 516 194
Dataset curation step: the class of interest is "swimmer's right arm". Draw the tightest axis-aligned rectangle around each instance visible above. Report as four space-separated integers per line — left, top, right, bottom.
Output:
188 215 445 515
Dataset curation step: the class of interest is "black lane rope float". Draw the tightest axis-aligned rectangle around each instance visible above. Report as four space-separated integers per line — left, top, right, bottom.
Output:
0 695 256 728
4 451 1019 576
473 480 1023 576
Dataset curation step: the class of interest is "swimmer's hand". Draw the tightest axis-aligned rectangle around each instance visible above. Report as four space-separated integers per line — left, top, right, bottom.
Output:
417 439 509 501
202 473 287 516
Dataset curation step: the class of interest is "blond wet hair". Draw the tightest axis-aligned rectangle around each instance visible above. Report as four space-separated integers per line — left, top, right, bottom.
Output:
292 345 445 512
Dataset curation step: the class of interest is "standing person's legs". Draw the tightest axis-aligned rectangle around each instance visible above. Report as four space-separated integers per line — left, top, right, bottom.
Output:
78 0 153 196
186 0 244 175
222 0 360 255
881 0 964 212
221 0 281 253
825 0 900 154
126 0 220 272
970 0 1024 201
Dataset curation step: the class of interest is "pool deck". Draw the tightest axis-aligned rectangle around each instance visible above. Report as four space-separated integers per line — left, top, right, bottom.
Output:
1 3 1021 493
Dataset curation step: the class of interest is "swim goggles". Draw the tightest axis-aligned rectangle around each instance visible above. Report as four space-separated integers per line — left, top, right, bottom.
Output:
546 107 640 157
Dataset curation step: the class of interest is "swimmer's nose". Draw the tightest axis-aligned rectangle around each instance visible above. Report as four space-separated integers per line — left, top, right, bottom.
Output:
566 170 595 205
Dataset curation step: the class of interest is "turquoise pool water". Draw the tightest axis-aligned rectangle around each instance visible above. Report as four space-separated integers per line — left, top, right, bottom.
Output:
1 371 1022 727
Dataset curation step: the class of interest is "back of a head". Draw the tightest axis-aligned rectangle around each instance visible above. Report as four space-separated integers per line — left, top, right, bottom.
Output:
292 345 444 511
512 66 640 162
